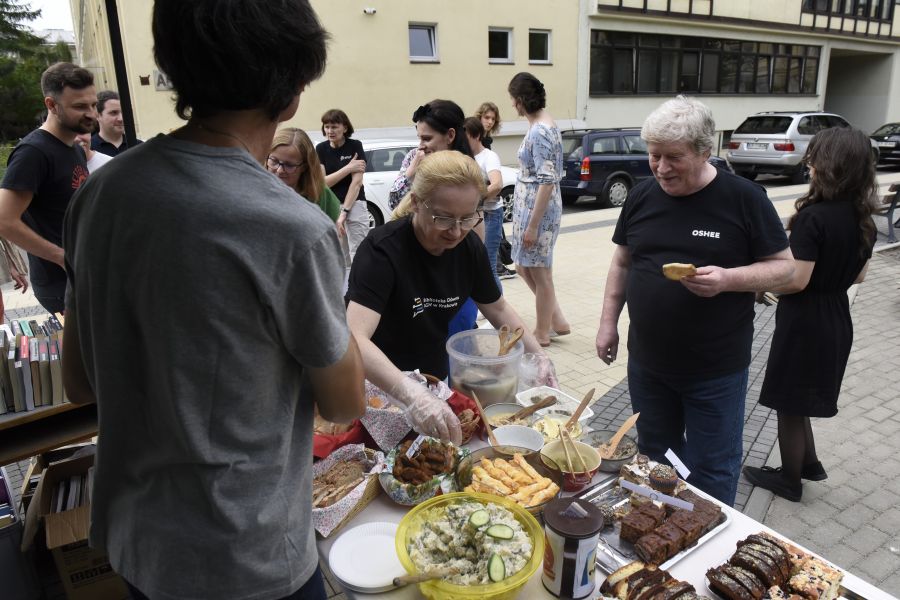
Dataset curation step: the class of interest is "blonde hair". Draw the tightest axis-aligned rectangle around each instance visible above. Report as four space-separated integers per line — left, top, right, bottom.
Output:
474 101 501 136
270 127 324 201
392 150 486 219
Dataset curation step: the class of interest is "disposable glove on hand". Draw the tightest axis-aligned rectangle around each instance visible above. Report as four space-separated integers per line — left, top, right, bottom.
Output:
390 376 462 445
535 353 559 388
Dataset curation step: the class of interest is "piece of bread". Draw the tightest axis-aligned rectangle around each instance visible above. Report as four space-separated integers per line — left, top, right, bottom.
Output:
601 560 646 595
662 263 697 280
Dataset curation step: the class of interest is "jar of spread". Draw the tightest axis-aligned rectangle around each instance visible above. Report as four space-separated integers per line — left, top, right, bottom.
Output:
542 498 605 599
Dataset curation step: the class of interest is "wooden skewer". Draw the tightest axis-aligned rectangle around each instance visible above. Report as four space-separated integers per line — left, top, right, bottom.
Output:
565 387 595 430
563 429 589 473
509 395 557 422
470 391 500 447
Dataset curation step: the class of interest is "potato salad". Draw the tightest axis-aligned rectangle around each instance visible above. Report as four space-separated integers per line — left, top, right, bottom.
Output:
407 501 532 585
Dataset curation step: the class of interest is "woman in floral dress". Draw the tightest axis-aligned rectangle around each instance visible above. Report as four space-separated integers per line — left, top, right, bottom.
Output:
508 72 569 346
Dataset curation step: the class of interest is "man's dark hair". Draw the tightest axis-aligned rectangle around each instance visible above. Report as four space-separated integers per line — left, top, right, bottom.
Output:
320 109 354 138
462 116 484 142
152 0 329 121
41 62 94 99
412 99 472 157
97 90 120 114
508 72 547 114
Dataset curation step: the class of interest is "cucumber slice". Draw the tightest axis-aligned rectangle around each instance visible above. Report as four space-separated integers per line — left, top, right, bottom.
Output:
488 553 506 582
485 524 514 540
468 509 490 528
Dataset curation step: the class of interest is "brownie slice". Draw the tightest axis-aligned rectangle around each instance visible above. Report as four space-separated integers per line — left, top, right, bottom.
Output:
634 500 667 526
675 489 720 519
667 510 705 546
741 542 790 583
621 511 659 544
730 549 780 588
634 533 670 565
626 568 670 600
722 564 766 600
707 567 755 600
739 535 792 579
644 579 695 600
615 565 662 600
655 521 687 559
672 592 702 600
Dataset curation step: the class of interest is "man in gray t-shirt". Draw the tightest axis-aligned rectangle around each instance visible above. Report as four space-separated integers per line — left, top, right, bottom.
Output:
61 2 365 600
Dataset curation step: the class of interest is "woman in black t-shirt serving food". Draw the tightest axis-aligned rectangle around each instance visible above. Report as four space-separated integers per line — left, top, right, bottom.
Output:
347 151 557 444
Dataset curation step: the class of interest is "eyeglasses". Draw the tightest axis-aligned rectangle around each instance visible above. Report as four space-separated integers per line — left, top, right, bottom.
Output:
266 156 302 174
422 200 483 231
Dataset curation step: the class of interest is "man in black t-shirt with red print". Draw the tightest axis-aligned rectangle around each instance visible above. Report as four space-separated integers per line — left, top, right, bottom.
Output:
0 62 97 314
595 96 794 506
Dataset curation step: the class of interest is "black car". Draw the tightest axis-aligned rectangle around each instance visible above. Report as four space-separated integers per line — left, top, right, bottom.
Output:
871 122 900 166
560 128 652 207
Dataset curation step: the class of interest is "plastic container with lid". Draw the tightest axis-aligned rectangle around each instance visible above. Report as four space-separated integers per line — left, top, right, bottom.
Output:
541 498 605 599
447 329 523 407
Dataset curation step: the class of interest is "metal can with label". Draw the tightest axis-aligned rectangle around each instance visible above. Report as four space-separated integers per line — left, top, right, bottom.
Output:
541 497 605 599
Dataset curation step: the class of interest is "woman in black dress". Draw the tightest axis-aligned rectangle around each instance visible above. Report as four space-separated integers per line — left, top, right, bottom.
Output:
743 127 877 502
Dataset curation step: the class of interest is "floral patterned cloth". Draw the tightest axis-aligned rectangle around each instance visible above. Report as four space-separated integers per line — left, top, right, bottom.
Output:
388 148 418 210
511 122 563 267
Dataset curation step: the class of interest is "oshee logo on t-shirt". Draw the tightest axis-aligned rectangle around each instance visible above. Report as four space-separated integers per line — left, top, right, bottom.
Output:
412 296 460 318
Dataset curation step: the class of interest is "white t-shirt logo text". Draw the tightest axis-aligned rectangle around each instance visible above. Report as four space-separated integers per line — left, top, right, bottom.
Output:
692 229 720 239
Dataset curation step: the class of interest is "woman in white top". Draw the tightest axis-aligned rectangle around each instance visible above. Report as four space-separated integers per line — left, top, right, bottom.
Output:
463 117 504 290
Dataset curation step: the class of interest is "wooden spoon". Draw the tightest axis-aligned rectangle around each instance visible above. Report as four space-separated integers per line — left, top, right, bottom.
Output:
498 324 524 356
393 567 458 587
565 387 595 430
470 392 500 447
508 395 557 422
599 412 640 460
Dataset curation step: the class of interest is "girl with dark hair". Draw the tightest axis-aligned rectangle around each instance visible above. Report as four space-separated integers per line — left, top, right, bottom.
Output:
507 72 570 346
388 99 472 209
316 109 369 265
743 127 877 502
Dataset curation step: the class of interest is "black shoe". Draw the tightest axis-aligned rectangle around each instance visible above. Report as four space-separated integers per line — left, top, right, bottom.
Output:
497 265 517 280
759 462 827 482
743 466 802 502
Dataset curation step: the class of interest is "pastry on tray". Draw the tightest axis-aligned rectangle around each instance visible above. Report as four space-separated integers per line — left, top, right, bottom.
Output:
600 561 697 600
649 464 678 495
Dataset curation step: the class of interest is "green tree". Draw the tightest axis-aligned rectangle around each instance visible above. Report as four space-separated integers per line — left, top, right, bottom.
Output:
0 1 72 142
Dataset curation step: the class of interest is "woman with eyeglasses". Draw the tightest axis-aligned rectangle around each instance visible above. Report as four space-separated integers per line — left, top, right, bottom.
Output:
346 151 557 444
315 109 369 264
267 127 340 222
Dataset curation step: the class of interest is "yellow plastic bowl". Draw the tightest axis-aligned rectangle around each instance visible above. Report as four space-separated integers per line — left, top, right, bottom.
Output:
395 491 544 600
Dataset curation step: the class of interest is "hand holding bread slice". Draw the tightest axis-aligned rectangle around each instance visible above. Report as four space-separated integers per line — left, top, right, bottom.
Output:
662 262 698 281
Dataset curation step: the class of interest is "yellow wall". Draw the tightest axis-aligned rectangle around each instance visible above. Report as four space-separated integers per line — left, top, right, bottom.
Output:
72 0 580 139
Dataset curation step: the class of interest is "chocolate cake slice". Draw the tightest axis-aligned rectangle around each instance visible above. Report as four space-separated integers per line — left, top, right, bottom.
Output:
621 511 659 544
707 567 755 600
741 542 790 582
722 564 766 600
626 568 670 600
634 533 670 565
634 500 667 526
645 579 695 600
667 510 705 546
655 521 687 559
730 549 781 588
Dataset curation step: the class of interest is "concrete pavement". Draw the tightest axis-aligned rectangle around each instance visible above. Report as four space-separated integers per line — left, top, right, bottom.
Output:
3 169 900 599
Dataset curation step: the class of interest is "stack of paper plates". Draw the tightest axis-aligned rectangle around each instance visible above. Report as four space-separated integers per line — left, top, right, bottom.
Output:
328 522 406 593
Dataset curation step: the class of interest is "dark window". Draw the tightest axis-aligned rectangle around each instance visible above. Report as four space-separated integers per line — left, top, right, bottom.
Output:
826 115 850 128
589 31 820 96
623 135 648 154
735 116 794 134
561 137 583 160
807 0 893 18
529 30 551 63
488 29 512 62
797 116 818 135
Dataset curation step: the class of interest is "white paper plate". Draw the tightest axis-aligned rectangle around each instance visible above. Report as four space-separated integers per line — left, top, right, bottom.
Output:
515 386 595 422
328 521 405 593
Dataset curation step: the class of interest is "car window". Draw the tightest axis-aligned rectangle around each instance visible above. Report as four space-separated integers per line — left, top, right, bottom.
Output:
825 115 849 129
591 136 620 154
561 136 582 160
734 116 793 135
623 135 648 155
796 116 818 135
366 147 413 172
873 123 900 136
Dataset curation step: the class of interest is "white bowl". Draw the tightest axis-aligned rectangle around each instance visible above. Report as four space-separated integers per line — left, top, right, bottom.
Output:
492 424 545 452
515 386 594 422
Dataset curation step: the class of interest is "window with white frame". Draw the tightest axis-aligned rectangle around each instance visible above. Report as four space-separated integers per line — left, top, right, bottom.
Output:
488 28 513 63
529 29 551 64
409 24 437 62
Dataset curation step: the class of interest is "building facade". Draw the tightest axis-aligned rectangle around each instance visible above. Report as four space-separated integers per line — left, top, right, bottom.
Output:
70 0 900 162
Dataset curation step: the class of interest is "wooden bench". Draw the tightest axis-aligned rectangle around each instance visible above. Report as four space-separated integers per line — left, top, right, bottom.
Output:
875 183 900 244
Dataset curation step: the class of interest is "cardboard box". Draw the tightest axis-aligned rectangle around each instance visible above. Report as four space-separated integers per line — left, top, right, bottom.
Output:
23 454 128 600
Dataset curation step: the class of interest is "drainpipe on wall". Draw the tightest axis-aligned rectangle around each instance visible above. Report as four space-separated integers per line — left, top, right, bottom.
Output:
105 0 137 145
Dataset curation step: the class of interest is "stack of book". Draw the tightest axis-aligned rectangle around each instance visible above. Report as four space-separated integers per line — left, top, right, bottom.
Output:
0 313 66 414
49 467 93 514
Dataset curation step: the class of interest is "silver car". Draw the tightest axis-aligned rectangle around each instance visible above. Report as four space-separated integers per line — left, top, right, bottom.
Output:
726 111 879 184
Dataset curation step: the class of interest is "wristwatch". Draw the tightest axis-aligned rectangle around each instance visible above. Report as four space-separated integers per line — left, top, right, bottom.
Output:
342 207 351 214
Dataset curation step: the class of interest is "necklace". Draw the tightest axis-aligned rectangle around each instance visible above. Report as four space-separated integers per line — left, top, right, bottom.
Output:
189 120 251 154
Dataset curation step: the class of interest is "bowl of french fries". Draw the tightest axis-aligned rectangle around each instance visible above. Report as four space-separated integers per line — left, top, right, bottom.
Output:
456 445 562 515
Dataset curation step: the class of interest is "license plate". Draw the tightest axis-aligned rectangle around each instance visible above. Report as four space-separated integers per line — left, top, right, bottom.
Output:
878 141 897 148
746 143 767 149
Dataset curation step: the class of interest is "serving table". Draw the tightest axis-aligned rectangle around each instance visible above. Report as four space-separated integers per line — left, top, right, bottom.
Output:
316 443 895 600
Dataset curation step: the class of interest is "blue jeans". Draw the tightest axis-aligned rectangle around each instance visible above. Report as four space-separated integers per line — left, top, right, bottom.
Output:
483 207 503 291
627 359 748 506
126 566 326 599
